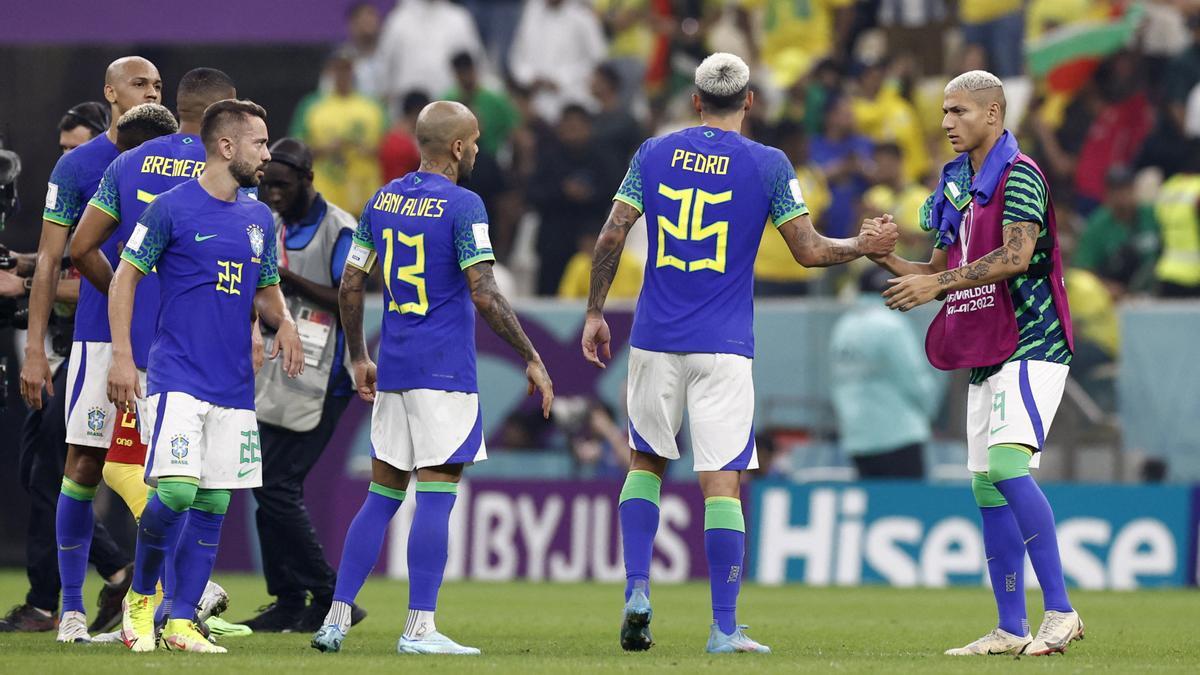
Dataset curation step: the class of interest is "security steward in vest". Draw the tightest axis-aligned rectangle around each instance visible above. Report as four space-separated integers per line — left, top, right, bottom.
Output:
243 138 364 631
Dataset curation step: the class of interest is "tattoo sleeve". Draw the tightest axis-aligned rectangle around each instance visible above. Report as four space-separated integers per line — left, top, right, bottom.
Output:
339 265 369 361
587 201 642 314
936 221 1040 290
468 262 538 362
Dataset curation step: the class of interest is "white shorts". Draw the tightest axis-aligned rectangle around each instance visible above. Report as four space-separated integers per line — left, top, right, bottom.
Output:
370 389 486 472
64 341 148 448
966 360 1069 473
142 391 262 489
626 347 758 472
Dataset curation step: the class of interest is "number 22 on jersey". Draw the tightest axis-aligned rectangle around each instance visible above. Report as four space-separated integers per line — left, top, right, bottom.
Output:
656 183 732 273
381 227 428 316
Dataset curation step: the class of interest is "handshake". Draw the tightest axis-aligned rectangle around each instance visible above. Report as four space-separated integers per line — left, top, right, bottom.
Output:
856 213 900 259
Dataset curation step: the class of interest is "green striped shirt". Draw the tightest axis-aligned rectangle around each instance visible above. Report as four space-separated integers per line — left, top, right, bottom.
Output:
970 161 1071 384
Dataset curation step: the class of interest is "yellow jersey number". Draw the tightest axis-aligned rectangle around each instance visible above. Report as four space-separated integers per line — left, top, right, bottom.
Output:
216 260 243 295
656 184 731 273
381 227 428 316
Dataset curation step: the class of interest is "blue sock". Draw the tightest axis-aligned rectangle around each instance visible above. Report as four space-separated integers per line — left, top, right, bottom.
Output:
332 483 405 604
57 479 97 615
154 540 177 625
132 493 187 596
704 497 745 635
980 505 1028 636
995 476 1073 613
618 470 661 601
170 510 224 620
407 483 457 611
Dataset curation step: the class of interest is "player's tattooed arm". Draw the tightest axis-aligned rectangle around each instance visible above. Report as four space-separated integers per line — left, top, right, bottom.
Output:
587 200 641 315
467 261 554 418
883 221 1039 312
339 263 370 361
778 213 899 268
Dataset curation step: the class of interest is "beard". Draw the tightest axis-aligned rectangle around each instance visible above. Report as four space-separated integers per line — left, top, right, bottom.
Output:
456 156 474 183
231 158 265 188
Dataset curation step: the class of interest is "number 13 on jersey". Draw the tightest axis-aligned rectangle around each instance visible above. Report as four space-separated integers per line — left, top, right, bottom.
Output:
381 227 428 316
656 183 732 273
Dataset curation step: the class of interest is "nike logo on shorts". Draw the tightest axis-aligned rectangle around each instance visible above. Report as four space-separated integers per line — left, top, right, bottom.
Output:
194 233 218 242
990 424 1009 434
237 466 258 478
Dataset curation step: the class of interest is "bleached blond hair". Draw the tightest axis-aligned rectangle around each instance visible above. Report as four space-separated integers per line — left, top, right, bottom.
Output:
117 102 178 133
695 53 750 97
944 70 1006 116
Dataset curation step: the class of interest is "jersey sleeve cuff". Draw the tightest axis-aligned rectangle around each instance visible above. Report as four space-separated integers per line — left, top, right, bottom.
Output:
613 193 643 213
120 251 152 274
257 273 281 288
459 252 496 270
42 212 75 227
772 206 809 228
87 199 120 221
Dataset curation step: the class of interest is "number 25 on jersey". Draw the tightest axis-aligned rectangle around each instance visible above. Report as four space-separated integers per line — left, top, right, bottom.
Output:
656 184 731 273
381 227 428 316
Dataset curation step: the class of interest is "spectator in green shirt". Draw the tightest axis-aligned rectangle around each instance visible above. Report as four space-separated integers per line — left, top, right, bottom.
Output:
444 51 519 156
1072 166 1160 297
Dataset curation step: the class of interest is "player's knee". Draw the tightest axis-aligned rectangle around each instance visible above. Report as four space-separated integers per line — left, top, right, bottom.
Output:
971 472 1007 507
65 446 105 486
985 443 1033 485
629 451 667 477
370 458 410 491
155 478 199 513
190 488 231 515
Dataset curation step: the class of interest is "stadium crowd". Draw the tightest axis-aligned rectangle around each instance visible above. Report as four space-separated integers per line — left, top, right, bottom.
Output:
279 0 1199 314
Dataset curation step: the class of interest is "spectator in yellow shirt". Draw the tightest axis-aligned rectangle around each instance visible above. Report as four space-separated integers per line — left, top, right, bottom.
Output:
299 50 387 214
860 143 928 263
960 0 1026 77
851 61 930 184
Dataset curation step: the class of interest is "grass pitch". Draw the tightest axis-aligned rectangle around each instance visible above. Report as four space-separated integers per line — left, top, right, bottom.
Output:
0 570 1196 673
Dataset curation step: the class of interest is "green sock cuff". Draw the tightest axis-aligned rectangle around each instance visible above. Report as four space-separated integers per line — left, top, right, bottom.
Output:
368 482 408 501
190 488 232 515
971 472 1008 508
61 477 97 501
704 497 745 532
987 444 1033 483
619 470 663 507
415 481 458 494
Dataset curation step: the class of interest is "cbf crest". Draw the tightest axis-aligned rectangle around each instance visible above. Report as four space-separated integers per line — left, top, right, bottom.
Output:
86 407 106 435
246 223 265 257
170 434 190 460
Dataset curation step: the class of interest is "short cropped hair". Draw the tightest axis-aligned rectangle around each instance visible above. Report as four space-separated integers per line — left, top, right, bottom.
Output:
178 68 236 103
115 103 179 151
695 52 750 114
944 70 1006 117
200 99 267 152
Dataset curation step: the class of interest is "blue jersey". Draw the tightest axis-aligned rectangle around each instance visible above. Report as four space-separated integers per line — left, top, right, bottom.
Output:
614 126 808 357
120 179 280 409
349 172 495 393
43 133 118 228
86 133 206 365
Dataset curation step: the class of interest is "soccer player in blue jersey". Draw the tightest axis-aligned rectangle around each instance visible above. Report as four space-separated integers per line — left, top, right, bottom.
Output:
109 99 304 654
310 101 553 656
582 53 898 654
17 55 162 644
73 69 242 638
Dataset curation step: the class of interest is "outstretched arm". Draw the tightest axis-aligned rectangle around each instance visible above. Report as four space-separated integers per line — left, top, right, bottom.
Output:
467 261 553 418
777 212 898 268
884 221 1039 311
862 215 949 277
